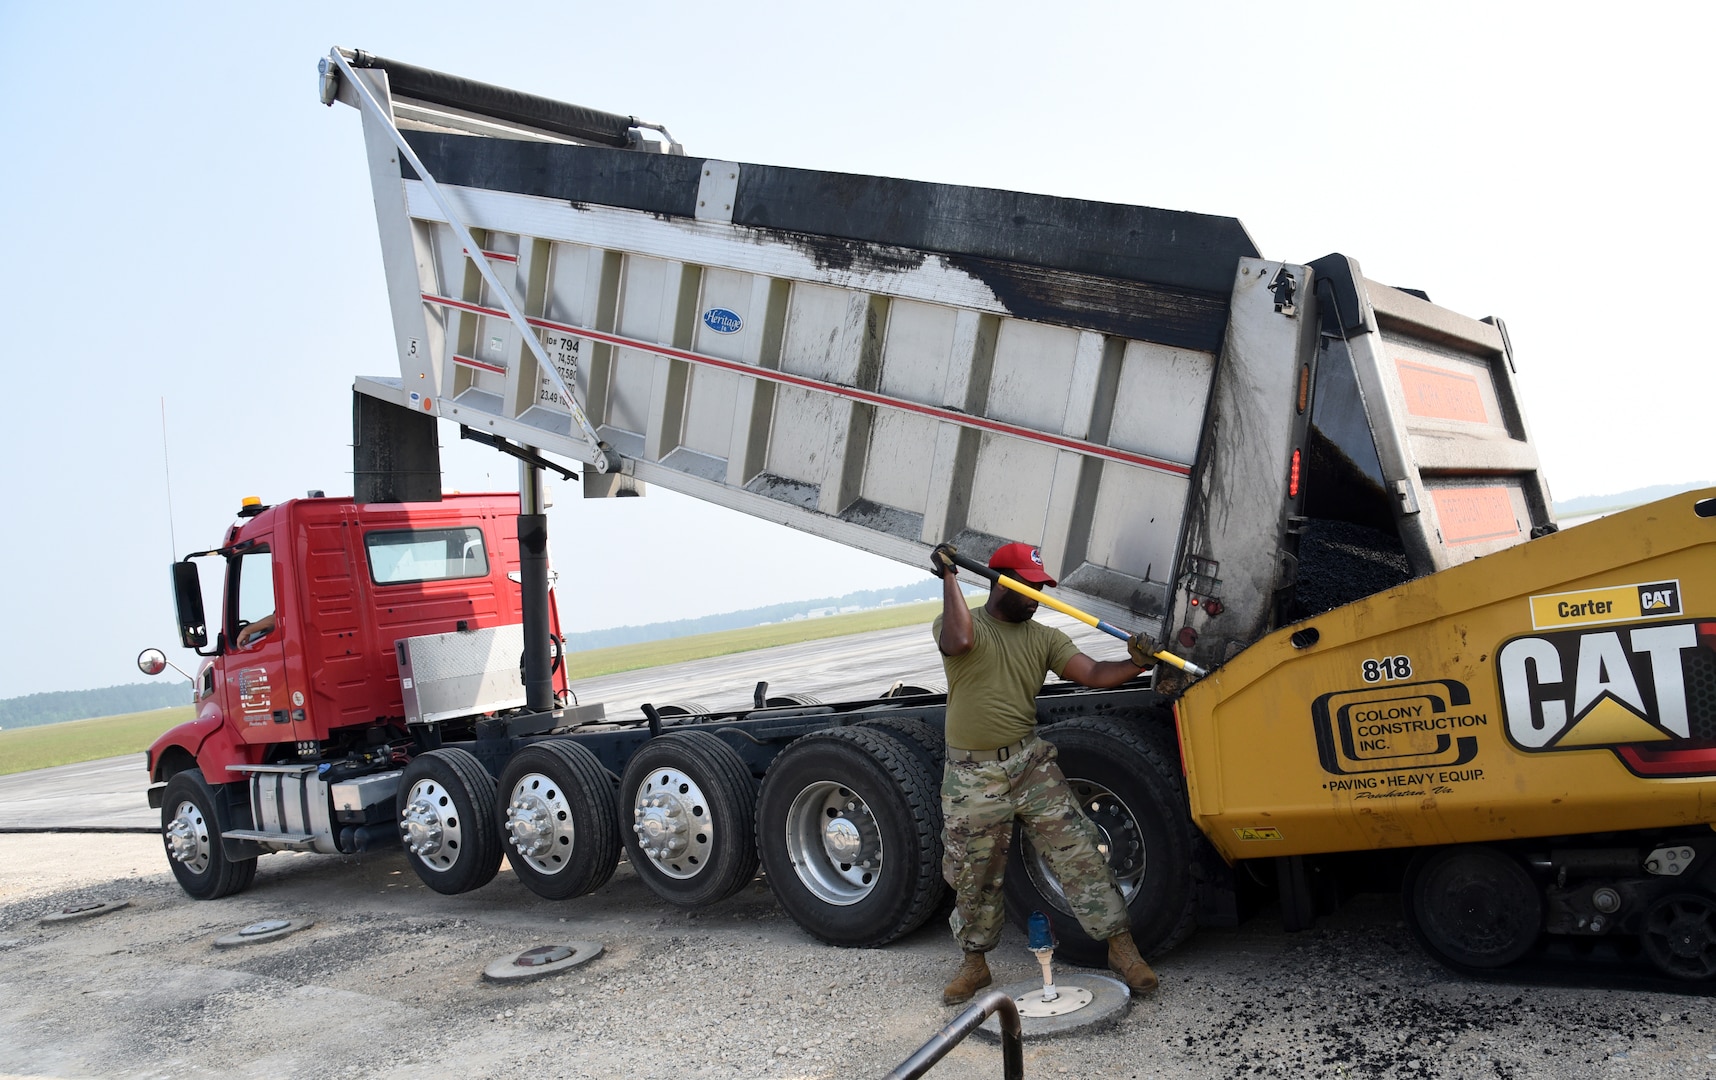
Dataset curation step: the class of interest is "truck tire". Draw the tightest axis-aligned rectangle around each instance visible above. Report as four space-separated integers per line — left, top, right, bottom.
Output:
1001 717 1197 966
854 716 946 776
497 741 620 900
161 768 256 900
756 727 944 947
620 730 758 907
397 748 503 895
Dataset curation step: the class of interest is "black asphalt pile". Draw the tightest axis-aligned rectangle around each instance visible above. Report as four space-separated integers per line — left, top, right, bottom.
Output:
1291 519 1414 619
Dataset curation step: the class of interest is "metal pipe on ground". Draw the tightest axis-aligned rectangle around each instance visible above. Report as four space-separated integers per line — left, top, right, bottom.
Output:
884 989 1022 1080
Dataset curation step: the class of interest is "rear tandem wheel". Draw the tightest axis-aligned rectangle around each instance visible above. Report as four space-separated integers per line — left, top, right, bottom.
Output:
496 740 621 900
755 726 944 947
1000 717 1198 967
619 729 759 907
397 748 504 895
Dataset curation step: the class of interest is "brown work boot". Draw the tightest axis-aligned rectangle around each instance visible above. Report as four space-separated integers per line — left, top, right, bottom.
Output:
1106 931 1159 996
941 950 992 1005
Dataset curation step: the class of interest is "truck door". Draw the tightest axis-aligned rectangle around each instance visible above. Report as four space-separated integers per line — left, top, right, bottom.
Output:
222 541 304 747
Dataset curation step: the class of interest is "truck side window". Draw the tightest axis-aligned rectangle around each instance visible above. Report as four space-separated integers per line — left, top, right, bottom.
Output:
231 549 277 648
364 527 490 584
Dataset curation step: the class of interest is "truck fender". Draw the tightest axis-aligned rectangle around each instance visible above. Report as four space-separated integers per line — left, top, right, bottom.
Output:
146 705 255 834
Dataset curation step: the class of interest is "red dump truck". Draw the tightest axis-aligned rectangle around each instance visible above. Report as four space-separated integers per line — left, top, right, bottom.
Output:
139 48 1716 982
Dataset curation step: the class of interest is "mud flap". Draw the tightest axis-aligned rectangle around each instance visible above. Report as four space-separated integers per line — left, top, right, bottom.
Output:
212 780 262 861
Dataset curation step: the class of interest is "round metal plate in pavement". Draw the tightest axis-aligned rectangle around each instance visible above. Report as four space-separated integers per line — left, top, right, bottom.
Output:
482 940 604 983
1016 984 1094 1017
39 900 130 924
213 918 313 947
977 974 1130 1039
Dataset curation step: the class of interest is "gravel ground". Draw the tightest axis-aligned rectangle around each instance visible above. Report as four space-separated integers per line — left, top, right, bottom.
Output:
2 834 1714 1079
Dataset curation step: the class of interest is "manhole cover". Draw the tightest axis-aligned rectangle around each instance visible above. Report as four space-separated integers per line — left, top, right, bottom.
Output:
482 941 603 983
39 900 130 924
977 974 1131 1039
214 918 313 948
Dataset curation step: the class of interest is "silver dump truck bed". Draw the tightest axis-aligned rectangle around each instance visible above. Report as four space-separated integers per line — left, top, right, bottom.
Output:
325 48 1553 672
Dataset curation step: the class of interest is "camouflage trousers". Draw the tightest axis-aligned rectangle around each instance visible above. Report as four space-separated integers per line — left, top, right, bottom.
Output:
941 735 1130 952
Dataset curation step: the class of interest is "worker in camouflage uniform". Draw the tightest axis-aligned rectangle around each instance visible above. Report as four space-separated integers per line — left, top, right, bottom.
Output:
930 541 1158 1004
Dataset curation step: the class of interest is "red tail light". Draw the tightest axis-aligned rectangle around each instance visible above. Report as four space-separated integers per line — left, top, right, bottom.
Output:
1288 448 1302 498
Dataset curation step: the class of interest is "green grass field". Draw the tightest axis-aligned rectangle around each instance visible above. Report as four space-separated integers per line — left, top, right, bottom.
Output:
0 706 195 776
0 600 954 776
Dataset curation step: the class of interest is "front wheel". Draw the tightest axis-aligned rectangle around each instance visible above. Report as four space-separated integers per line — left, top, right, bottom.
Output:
1001 717 1197 966
161 768 256 900
756 727 943 947
398 748 503 895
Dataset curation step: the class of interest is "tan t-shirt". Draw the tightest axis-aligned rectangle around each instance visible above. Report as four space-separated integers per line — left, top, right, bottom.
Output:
933 608 1079 750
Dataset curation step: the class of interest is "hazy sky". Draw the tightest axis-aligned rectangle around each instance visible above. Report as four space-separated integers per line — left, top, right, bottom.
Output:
1 2 1710 697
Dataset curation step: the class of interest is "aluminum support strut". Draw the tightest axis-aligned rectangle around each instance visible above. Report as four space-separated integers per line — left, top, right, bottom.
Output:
325 47 618 474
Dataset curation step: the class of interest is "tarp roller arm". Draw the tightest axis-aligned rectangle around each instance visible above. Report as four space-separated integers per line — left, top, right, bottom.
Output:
322 47 677 152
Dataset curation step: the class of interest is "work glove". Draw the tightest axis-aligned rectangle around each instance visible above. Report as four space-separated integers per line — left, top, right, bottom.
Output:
929 543 958 578
1126 632 1157 667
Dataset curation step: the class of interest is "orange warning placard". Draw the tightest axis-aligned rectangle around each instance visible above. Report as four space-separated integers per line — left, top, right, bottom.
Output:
1397 359 1488 423
1430 486 1520 546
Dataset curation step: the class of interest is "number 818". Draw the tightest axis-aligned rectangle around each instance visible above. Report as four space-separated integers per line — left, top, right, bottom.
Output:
1362 655 1412 682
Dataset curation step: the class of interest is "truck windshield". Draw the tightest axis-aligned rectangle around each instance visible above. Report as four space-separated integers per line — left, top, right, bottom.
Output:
365 527 489 585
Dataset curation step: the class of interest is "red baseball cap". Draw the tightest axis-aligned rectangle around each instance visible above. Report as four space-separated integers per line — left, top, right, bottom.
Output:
988 542 1056 587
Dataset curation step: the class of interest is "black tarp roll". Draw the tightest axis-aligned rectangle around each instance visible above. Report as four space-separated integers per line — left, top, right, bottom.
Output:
345 50 637 148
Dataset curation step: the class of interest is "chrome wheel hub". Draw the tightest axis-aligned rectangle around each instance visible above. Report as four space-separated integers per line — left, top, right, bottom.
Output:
505 771 576 874
784 782 883 906
631 767 712 879
164 801 210 874
399 779 461 871
1022 779 1144 917
821 802 880 868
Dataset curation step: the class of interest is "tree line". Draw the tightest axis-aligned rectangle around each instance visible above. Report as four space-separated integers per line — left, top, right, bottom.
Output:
0 682 193 730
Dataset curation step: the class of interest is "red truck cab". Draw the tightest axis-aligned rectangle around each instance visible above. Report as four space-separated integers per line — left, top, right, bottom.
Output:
147 493 564 797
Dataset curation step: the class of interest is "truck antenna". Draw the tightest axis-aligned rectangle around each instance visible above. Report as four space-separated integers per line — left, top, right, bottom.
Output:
159 397 179 560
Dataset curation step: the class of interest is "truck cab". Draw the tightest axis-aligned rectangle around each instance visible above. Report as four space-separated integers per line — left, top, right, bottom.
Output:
145 492 567 896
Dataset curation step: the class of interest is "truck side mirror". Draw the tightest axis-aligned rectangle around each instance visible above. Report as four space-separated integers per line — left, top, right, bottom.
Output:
172 561 209 650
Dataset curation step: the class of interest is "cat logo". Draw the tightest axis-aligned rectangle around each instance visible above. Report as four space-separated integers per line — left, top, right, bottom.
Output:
1497 620 1712 760
1639 582 1682 614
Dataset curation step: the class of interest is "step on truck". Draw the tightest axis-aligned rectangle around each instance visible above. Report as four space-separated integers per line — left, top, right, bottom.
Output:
142 47 1716 982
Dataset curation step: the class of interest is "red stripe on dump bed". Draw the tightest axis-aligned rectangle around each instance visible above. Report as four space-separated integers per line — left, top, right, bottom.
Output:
452 354 508 375
422 292 1193 478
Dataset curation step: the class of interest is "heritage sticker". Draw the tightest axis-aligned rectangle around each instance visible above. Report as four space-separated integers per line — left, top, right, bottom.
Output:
1529 580 1682 630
